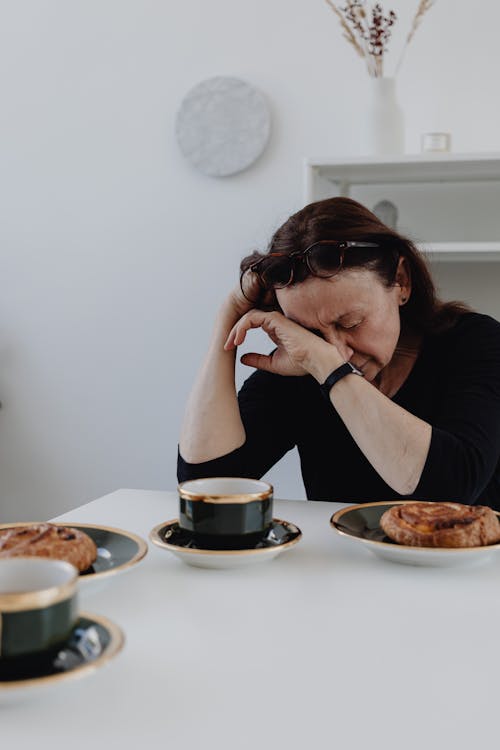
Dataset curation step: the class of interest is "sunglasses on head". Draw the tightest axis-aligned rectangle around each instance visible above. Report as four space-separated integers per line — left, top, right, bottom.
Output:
241 240 381 294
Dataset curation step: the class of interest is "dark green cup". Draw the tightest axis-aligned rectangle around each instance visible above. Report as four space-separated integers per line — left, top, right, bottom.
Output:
0 557 78 662
178 478 273 548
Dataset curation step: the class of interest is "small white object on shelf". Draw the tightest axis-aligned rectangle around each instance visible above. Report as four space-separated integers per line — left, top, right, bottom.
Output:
421 132 451 153
373 199 398 229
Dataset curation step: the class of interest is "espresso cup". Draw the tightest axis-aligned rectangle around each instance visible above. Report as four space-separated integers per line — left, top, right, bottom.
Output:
178 477 273 548
0 557 78 662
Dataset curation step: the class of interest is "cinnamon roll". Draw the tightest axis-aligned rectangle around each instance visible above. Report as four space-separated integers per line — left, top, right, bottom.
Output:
380 502 500 548
0 523 97 572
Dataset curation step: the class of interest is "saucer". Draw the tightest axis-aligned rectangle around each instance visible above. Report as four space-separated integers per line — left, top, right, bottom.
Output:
0 612 124 702
0 522 148 588
149 518 302 569
331 501 500 567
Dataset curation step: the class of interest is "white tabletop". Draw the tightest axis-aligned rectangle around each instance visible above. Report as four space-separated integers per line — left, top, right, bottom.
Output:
2 489 499 749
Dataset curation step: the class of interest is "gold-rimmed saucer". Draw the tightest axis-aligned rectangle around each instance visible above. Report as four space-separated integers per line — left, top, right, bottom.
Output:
0 522 148 588
0 612 124 702
149 518 302 569
331 501 500 567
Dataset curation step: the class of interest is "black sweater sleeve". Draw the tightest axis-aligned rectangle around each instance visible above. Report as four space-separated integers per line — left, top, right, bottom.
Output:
414 314 500 503
177 370 303 482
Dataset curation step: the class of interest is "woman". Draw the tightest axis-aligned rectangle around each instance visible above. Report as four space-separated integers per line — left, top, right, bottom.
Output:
178 198 500 509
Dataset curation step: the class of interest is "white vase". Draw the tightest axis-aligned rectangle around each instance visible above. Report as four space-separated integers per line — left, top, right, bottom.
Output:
362 77 405 156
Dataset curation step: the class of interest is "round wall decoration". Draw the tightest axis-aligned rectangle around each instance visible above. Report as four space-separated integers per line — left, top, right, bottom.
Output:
175 76 271 177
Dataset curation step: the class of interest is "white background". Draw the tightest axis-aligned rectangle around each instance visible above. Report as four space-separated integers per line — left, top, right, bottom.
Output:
1 0 499 520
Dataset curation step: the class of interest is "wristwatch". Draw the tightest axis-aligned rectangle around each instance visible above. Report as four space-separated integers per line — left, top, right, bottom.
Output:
320 362 364 401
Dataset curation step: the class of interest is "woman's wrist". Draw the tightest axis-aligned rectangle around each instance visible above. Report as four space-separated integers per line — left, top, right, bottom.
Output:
304 341 346 384
216 298 246 332
219 291 253 324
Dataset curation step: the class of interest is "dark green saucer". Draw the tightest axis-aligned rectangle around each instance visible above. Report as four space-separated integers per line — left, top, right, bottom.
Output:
332 502 500 545
71 525 147 576
330 501 500 567
331 502 397 544
0 523 148 581
0 613 124 688
158 518 300 551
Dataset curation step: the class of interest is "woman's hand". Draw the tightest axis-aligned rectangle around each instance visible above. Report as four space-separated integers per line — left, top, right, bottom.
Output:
224 309 345 381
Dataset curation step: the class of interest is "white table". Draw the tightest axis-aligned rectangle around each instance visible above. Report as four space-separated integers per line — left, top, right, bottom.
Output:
2 489 499 749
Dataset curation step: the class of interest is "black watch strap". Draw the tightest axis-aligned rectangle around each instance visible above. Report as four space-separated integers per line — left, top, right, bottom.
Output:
320 362 363 401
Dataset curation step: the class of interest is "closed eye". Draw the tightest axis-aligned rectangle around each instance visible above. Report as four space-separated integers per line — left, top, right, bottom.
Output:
337 321 361 331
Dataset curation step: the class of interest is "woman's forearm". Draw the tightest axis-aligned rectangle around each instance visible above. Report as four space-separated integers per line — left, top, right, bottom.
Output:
328 374 432 495
179 301 247 463
216 304 433 493
304 341 431 495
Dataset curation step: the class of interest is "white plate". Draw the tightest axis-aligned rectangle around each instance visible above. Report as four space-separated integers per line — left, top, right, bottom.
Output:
149 518 301 569
331 501 500 567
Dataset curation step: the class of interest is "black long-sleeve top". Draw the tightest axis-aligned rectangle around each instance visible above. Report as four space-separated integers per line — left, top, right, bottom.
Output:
178 313 500 510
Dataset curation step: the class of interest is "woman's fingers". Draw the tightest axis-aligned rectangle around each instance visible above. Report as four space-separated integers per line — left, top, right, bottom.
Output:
224 321 248 350
224 321 250 350
227 310 328 377
240 352 273 371
224 310 273 350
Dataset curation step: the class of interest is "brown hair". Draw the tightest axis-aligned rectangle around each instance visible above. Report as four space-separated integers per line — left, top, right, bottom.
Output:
241 197 469 335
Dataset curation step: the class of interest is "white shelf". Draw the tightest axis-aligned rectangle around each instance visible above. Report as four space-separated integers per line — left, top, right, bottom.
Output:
304 153 500 200
303 153 500 262
419 242 500 261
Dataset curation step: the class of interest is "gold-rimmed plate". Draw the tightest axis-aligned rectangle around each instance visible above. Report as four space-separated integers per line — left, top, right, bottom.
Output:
0 612 124 702
331 501 500 567
150 518 302 569
0 522 148 586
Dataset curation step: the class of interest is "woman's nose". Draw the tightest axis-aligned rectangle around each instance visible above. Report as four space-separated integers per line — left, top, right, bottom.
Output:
339 344 354 361
344 345 354 360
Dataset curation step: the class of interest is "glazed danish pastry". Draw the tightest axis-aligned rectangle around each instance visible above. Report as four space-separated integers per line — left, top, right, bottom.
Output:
380 502 500 548
0 522 97 572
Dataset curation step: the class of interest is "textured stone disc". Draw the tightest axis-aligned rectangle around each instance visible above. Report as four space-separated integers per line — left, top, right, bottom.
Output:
175 76 271 177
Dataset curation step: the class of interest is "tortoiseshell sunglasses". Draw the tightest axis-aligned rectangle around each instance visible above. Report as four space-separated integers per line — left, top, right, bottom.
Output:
241 240 380 294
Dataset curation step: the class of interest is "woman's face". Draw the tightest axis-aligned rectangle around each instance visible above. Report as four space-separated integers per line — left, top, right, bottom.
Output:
275 267 408 383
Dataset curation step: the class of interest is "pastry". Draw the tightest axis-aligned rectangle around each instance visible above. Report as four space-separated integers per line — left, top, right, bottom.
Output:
0 523 98 572
380 502 500 548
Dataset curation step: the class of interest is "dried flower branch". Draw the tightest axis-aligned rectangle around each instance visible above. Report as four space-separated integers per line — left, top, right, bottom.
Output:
395 0 436 75
324 0 365 59
324 0 436 78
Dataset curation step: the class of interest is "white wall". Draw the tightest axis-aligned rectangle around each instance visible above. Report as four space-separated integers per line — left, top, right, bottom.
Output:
1 0 499 520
